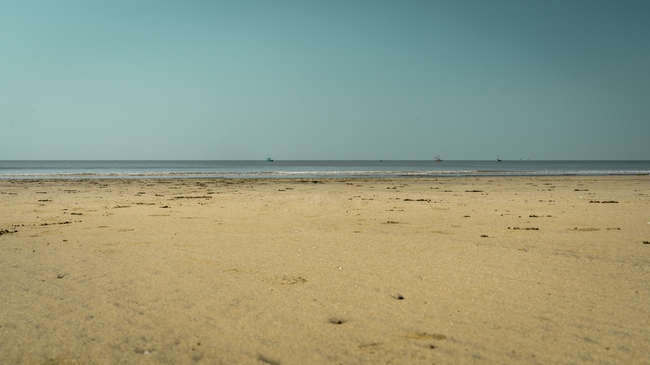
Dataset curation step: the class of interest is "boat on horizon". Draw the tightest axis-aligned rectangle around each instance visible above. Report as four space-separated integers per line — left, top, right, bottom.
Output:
435 156 443 162
266 157 274 162
495 157 502 162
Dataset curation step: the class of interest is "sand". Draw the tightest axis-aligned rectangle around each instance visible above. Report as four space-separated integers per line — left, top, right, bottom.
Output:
1 176 649 364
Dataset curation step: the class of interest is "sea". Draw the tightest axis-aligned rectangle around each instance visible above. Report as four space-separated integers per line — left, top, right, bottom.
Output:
1 160 649 180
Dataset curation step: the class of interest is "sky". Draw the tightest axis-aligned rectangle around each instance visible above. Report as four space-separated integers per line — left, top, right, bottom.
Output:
1 0 649 160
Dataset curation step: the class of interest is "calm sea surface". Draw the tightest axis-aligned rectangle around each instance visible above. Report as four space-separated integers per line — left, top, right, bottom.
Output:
1 160 649 179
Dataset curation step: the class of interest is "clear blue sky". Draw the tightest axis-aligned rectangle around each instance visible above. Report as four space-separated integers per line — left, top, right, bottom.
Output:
1 0 648 160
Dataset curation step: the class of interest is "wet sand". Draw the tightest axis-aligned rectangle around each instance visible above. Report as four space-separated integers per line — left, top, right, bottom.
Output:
1 176 649 364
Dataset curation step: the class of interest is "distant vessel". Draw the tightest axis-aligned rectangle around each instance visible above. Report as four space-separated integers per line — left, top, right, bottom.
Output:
495 157 502 162
266 157 274 162
435 156 443 162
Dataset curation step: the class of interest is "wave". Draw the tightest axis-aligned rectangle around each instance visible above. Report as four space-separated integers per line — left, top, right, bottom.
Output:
0 170 478 178
1 169 648 179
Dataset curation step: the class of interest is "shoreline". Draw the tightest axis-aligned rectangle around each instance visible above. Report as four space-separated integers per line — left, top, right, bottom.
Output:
1 171 649 181
1 176 649 364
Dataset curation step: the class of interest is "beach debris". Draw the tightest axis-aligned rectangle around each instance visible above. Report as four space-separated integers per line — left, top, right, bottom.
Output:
589 200 618 203
358 343 382 350
134 348 154 355
570 227 600 232
480 234 489 238
40 221 72 226
643 241 650 245
328 318 347 325
403 332 447 341
173 195 212 199
403 198 431 202
258 354 280 365
0 228 18 236
279 276 307 285
392 293 405 300
509 227 539 230
385 220 399 224
465 190 484 193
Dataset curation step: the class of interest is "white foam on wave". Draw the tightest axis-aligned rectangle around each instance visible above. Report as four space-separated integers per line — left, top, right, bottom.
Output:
1 167 649 180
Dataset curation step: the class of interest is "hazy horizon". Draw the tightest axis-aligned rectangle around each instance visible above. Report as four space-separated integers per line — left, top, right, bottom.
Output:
2 158 649 162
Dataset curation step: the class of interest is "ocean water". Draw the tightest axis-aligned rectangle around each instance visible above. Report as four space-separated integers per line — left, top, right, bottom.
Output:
1 160 649 179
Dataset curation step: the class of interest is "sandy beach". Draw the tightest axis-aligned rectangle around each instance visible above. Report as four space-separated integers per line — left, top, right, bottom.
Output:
1 176 649 364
